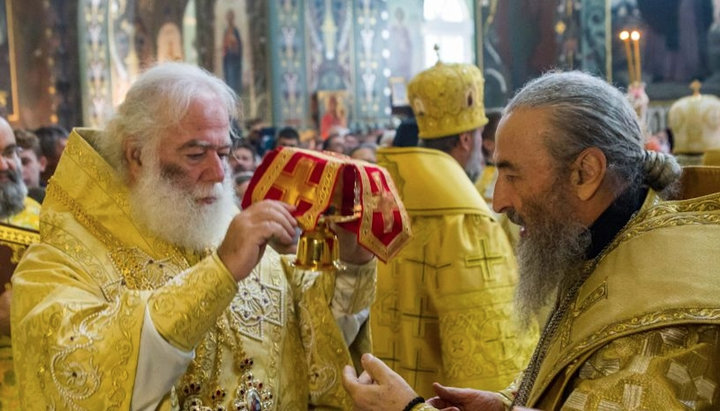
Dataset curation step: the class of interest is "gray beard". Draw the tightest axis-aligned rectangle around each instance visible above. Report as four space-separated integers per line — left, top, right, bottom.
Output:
512 188 591 327
0 167 28 219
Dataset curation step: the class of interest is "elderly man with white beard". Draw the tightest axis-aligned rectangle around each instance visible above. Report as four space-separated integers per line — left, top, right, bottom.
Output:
11 63 376 410
343 71 720 410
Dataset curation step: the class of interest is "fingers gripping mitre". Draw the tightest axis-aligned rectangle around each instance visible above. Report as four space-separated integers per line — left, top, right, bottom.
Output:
241 147 412 264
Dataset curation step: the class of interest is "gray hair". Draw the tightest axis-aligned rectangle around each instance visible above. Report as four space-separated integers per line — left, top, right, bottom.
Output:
418 134 460 154
100 62 241 177
505 71 680 193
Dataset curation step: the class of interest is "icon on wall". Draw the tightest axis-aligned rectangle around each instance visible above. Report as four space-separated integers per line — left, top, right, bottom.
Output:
317 90 349 140
389 77 409 108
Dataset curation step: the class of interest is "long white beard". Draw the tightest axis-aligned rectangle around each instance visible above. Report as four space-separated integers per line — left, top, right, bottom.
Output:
129 158 237 251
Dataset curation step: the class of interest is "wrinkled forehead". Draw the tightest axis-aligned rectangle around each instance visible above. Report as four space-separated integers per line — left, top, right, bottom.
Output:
161 95 232 146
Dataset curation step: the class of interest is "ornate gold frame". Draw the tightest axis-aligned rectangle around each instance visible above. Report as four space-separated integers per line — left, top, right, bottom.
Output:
1 0 19 122
0 222 39 288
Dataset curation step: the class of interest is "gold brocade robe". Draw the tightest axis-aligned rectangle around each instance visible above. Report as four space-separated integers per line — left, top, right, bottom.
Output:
11 129 374 410
371 147 534 398
523 190 720 410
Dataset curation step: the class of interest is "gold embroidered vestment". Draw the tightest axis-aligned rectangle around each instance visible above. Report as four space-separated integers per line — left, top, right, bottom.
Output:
11 129 375 410
371 147 535 398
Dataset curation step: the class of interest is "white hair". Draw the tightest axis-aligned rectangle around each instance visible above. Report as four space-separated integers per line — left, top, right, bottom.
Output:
99 62 241 178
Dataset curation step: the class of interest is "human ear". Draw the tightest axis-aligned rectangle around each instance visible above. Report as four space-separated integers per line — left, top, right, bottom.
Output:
570 147 607 201
458 131 473 152
124 138 143 181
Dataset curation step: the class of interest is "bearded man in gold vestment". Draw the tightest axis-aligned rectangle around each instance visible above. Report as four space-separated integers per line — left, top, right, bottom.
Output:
370 61 534 399
11 63 376 410
344 71 720 410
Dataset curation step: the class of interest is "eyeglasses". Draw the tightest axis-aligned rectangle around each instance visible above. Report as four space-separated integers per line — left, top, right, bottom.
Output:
1 145 22 160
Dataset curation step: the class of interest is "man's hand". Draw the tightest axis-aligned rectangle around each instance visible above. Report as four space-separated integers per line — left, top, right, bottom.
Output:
426 383 505 411
217 200 297 281
0 288 11 337
269 227 299 255
335 223 374 265
342 353 418 411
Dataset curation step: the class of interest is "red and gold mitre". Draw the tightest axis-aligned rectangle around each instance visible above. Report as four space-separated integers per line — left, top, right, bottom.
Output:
241 147 411 262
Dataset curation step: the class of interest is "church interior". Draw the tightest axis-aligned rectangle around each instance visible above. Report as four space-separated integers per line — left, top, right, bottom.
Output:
2 1 720 409
2 0 718 156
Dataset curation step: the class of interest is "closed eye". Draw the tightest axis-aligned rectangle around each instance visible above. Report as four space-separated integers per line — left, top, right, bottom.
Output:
186 152 206 161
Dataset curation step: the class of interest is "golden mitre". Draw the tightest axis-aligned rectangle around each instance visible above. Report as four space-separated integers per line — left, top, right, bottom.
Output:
668 81 720 157
407 61 488 139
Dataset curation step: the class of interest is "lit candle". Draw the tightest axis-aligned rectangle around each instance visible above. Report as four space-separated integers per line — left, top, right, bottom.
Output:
619 31 635 83
631 30 641 84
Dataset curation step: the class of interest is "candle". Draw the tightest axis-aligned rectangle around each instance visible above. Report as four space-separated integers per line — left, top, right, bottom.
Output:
631 30 641 84
619 31 635 83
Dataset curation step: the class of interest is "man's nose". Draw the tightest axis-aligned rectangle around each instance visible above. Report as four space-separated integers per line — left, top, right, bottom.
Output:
492 178 510 214
204 152 226 183
0 155 10 171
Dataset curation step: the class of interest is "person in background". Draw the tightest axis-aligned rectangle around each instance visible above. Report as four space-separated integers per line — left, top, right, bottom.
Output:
392 118 419 148
0 119 40 231
344 70 720 411
229 139 257 173
13 129 47 203
233 170 254 206
0 116 40 410
323 132 347 154
12 62 376 410
34 125 68 186
349 143 377 163
344 132 360 153
367 61 532 400
475 108 520 247
275 126 300 148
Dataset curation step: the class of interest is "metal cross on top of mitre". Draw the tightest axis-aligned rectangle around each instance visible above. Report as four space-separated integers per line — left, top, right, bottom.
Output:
690 79 702 96
433 44 441 64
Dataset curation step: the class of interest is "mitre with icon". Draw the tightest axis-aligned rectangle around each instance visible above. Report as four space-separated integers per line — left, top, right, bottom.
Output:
241 147 411 269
